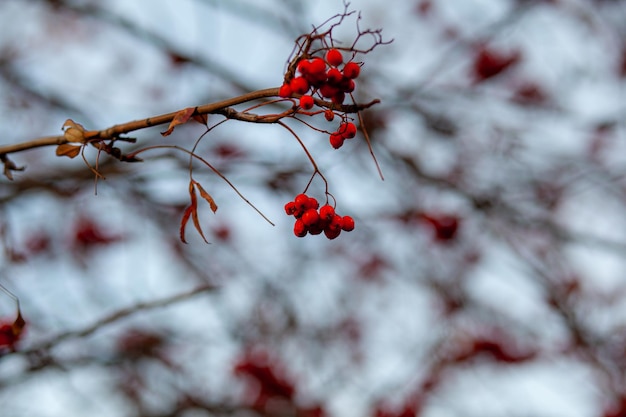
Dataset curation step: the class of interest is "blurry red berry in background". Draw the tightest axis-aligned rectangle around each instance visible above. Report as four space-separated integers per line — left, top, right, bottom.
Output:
473 46 521 82
419 213 460 242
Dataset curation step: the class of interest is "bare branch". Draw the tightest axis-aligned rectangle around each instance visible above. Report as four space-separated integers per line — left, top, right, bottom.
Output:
21 283 218 356
0 88 379 163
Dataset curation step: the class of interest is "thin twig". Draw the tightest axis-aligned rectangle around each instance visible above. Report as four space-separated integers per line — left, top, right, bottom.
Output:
22 283 218 354
130 145 275 226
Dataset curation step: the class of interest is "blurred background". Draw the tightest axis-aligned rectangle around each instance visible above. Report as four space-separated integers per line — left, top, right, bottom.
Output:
1 0 626 416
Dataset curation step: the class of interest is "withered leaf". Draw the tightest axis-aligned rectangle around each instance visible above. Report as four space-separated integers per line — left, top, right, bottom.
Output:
161 107 197 137
179 204 194 244
189 182 208 243
194 181 218 213
192 113 208 126
62 119 86 143
179 181 209 244
56 144 82 158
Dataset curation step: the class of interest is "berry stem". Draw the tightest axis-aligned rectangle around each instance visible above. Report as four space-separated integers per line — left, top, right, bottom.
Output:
129 145 275 226
277 121 330 196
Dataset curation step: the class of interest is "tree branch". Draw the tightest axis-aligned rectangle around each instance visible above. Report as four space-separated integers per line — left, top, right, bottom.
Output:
0 88 380 159
21 282 218 356
0 136 69 155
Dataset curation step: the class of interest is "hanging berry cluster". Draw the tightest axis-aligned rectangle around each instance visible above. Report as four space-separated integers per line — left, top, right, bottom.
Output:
279 48 362 150
329 121 357 149
284 193 354 240
279 49 359 105
161 5 388 244
271 5 390 241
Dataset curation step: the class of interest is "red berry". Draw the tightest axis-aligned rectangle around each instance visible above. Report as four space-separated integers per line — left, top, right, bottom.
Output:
305 197 319 210
339 122 357 139
326 68 343 85
294 193 309 210
340 78 355 93
343 62 361 79
290 77 310 95
324 110 335 122
324 227 341 240
309 57 327 74
294 219 308 237
279 83 292 98
326 49 343 67
327 214 343 233
331 92 345 105
341 215 355 232
308 222 324 235
284 201 297 216
299 95 314 110
301 209 320 227
305 71 327 87
329 133 344 149
297 59 310 74
319 205 335 222
319 84 340 99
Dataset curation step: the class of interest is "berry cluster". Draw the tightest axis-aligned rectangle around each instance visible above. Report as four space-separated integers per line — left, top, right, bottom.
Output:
279 49 362 149
329 121 357 149
284 193 355 239
279 48 361 106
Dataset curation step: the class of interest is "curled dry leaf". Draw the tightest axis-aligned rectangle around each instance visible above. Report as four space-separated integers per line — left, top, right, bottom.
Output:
188 181 207 243
56 143 82 158
192 113 208 126
195 181 218 213
179 180 218 243
62 119 87 143
162 107 199 137
179 204 194 244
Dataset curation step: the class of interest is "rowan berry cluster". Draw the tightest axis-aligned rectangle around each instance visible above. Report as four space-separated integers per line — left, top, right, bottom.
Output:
279 49 360 104
284 193 355 239
279 48 362 149
329 121 357 149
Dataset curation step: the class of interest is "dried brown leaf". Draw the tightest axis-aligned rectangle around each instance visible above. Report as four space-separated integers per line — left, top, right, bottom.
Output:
179 181 209 243
179 205 193 244
192 113 208 126
195 181 218 213
56 144 82 158
189 183 208 243
62 119 86 143
161 107 197 137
